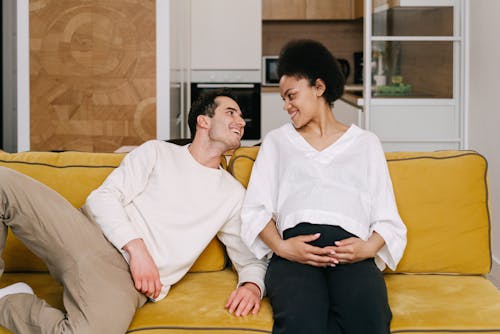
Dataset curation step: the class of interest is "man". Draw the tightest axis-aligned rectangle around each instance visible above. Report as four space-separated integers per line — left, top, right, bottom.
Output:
0 90 267 333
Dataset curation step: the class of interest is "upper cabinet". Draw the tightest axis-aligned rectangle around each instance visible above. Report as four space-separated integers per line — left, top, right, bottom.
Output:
262 0 363 20
191 0 262 71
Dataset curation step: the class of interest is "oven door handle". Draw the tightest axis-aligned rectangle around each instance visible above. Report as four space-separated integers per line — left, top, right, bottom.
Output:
195 83 256 89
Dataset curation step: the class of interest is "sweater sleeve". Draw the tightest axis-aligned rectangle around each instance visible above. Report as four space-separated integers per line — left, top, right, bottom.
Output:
366 135 407 270
240 135 279 259
218 192 268 298
84 140 158 251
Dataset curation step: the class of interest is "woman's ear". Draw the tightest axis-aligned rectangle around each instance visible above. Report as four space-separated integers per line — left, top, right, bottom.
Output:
314 78 326 97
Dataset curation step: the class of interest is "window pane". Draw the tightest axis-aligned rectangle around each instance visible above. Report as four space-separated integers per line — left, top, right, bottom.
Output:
371 41 453 98
373 6 453 36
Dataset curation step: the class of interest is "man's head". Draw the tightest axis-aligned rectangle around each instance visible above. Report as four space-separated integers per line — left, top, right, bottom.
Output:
188 89 245 150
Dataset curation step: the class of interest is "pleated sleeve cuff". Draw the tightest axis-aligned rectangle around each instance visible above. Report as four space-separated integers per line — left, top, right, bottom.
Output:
240 207 273 260
371 222 407 271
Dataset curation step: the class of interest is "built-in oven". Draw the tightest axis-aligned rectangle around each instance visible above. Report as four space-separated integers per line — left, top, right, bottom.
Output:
190 82 261 140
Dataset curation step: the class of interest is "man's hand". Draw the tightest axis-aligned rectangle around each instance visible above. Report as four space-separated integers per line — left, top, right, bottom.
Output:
277 234 339 267
225 282 261 317
332 232 385 264
123 238 163 299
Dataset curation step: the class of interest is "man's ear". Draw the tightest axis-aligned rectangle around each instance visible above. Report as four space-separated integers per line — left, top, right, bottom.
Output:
197 114 210 130
314 78 326 97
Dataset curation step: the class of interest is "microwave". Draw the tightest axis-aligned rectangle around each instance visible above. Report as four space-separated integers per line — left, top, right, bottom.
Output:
262 56 279 86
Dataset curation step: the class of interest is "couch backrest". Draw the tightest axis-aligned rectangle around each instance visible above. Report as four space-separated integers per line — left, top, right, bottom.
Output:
0 151 226 273
228 147 491 275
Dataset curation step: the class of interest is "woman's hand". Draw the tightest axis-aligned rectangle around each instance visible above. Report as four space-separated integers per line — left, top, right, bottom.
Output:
332 232 385 264
276 233 339 267
259 219 338 267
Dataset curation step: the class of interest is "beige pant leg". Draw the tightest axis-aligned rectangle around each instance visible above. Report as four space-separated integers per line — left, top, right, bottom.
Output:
0 214 6 277
0 167 147 334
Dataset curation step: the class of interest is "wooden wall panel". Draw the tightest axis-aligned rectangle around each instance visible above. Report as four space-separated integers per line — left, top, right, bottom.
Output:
30 0 156 152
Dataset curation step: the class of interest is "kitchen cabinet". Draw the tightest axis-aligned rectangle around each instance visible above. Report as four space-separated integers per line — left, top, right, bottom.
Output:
372 0 437 12
191 0 261 72
262 0 305 20
171 0 262 139
262 0 362 20
363 0 465 152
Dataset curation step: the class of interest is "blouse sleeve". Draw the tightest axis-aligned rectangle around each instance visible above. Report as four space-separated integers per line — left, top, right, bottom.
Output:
240 135 279 260
366 135 407 270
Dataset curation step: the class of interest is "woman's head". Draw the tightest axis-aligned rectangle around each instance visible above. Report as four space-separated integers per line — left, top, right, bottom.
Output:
277 39 345 105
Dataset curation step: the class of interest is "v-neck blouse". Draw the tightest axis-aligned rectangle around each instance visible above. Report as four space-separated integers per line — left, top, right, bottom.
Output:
241 123 407 270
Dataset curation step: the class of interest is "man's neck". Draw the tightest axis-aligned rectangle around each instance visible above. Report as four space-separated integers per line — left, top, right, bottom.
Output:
188 137 225 169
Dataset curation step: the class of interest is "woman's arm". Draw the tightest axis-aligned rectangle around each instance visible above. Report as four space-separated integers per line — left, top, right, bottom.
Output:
331 231 386 264
259 219 338 267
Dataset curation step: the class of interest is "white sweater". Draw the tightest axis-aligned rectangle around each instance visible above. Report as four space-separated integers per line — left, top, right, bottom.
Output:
241 123 407 271
84 140 267 301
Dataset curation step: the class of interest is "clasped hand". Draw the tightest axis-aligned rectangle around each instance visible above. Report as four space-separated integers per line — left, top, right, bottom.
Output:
276 233 383 267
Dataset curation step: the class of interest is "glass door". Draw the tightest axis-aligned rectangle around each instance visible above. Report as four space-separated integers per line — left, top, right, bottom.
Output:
363 0 465 152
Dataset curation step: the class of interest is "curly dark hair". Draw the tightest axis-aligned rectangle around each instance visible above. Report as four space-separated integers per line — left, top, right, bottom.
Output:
277 39 345 104
188 89 238 139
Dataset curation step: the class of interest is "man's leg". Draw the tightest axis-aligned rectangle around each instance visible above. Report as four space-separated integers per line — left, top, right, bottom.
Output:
0 166 146 334
0 212 6 277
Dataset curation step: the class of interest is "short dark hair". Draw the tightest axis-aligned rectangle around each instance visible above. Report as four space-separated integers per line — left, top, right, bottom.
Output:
188 89 238 139
277 39 345 104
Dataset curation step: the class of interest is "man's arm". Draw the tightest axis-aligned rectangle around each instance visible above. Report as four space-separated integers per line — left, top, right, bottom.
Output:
217 197 267 317
225 282 261 316
123 238 163 299
85 141 162 297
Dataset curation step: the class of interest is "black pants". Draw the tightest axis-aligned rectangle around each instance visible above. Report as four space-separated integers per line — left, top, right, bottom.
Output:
265 223 392 334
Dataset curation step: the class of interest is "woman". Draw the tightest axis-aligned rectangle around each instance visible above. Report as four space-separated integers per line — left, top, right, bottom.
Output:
241 40 407 334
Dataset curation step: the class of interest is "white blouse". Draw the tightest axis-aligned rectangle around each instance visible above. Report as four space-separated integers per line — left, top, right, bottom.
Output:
241 123 407 270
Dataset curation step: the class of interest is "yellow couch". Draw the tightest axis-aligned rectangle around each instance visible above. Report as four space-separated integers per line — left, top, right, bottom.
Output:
1 147 500 333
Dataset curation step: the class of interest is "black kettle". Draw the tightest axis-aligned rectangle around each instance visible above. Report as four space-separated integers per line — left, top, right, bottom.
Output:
337 58 350 81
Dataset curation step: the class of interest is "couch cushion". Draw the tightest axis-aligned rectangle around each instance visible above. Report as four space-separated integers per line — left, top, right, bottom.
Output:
128 269 273 333
0 151 226 273
385 151 490 275
2 272 500 333
387 274 500 333
0 270 274 334
228 148 491 275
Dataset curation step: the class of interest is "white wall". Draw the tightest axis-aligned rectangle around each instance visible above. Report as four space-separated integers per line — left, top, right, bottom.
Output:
157 1 170 140
468 0 500 287
3 0 30 152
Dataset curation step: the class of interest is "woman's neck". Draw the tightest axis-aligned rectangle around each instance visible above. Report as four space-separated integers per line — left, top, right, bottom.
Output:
299 104 345 137
297 103 350 151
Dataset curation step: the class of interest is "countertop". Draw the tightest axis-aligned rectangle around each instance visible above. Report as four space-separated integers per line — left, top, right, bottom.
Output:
262 84 364 108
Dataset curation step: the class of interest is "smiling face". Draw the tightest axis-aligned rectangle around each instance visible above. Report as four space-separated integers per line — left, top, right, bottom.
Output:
206 96 246 150
279 75 325 129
